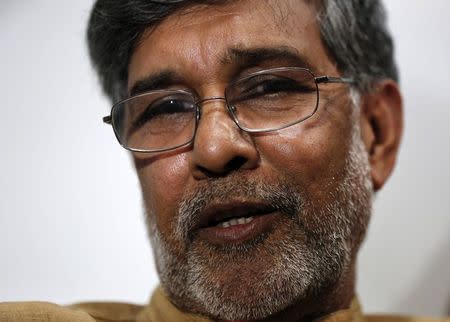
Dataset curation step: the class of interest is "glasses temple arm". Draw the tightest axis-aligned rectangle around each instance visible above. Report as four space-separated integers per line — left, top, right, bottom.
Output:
103 115 112 125
315 76 354 84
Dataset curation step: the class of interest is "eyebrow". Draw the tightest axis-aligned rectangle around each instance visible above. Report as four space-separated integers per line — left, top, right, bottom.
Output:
222 46 315 72
128 46 314 97
129 70 180 97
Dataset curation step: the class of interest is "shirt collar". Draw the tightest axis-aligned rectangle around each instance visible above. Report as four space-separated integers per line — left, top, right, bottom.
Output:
313 297 366 322
137 287 366 322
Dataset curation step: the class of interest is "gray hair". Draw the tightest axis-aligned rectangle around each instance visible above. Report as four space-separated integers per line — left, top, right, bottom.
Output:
318 0 398 92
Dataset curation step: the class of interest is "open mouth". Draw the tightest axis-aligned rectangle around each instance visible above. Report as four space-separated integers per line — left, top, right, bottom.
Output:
195 201 279 245
213 216 256 228
201 203 272 226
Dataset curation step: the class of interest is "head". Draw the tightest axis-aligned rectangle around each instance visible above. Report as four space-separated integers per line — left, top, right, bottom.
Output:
87 0 403 320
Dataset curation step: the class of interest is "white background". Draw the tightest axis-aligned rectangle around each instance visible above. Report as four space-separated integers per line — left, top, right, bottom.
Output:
0 0 449 317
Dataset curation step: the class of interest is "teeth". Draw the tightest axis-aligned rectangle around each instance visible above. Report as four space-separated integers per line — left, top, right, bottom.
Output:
217 216 254 228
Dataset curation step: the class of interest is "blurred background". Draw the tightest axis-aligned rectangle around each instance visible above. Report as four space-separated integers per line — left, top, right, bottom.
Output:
0 0 449 317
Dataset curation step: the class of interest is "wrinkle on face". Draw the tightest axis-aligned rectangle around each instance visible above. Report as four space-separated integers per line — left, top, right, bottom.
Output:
128 0 370 319
129 0 358 238
128 0 330 91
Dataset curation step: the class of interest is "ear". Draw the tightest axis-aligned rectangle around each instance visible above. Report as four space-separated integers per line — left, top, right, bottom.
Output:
359 80 403 191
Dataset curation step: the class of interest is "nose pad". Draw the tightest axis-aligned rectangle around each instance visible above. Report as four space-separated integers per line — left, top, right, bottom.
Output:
191 97 259 178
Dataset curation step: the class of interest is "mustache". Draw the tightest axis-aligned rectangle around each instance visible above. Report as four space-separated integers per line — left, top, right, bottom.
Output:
176 175 304 241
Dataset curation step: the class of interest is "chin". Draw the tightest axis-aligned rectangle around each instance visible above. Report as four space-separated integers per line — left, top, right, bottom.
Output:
155 214 352 320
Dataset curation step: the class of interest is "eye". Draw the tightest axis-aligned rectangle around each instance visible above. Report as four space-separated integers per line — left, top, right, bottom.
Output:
239 75 315 100
134 95 195 128
149 97 192 116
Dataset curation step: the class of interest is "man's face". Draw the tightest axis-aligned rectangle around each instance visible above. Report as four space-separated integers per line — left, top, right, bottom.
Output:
128 0 373 320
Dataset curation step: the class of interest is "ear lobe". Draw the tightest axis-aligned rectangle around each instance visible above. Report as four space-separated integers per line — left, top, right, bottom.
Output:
360 80 403 191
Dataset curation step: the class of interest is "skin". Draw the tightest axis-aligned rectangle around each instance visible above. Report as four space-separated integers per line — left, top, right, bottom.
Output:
127 0 403 320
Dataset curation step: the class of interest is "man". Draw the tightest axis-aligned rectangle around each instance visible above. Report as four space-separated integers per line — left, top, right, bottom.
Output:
0 0 447 321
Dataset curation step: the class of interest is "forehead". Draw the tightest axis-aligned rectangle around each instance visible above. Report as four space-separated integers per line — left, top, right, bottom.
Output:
128 0 333 90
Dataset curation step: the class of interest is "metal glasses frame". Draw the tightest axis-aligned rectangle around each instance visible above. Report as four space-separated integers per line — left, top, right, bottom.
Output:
103 67 354 153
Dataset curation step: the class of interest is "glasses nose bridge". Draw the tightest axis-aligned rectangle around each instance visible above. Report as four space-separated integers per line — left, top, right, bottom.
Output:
195 95 236 122
196 96 226 106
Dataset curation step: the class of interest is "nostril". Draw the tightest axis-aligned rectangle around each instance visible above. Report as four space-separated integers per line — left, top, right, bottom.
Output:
196 156 249 178
224 156 248 172
191 107 260 179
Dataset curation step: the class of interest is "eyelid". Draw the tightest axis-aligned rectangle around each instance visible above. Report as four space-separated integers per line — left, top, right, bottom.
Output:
131 96 195 129
238 73 278 87
240 75 295 91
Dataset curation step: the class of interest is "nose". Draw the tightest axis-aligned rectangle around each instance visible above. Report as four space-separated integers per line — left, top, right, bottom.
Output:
191 97 259 179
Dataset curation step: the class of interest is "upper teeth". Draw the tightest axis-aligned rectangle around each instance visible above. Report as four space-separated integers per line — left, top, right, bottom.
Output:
217 216 254 228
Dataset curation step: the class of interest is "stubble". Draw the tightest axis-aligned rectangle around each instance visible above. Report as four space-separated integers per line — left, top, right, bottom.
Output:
144 118 373 320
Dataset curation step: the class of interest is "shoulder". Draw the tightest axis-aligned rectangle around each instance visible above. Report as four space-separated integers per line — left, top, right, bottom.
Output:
0 301 143 322
366 314 450 322
0 301 96 321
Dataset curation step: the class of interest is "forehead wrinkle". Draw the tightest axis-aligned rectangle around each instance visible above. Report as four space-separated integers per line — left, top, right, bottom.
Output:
152 8 243 70
174 10 237 29
270 0 320 38
129 0 327 90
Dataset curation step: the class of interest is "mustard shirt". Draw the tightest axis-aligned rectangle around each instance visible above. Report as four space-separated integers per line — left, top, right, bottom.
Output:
1 287 448 322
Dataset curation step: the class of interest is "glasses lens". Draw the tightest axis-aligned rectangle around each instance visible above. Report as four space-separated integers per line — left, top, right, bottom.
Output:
112 91 196 151
226 68 318 131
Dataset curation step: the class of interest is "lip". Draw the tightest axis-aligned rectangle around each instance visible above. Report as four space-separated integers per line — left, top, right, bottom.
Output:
194 201 279 245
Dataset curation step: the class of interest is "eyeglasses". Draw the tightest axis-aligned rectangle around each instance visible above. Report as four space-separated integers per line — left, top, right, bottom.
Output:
103 67 353 153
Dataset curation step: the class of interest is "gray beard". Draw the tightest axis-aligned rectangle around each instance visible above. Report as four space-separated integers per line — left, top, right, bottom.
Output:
145 123 373 320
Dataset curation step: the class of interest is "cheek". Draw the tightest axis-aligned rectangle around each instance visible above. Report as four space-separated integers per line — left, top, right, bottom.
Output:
136 153 190 233
257 122 350 193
